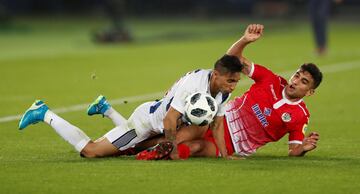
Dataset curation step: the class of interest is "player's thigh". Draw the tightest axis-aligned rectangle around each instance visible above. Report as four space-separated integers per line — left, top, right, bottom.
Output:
105 102 156 147
128 102 161 136
98 103 155 152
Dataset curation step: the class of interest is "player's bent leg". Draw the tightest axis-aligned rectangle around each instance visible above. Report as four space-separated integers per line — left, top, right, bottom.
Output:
87 95 127 127
80 138 120 158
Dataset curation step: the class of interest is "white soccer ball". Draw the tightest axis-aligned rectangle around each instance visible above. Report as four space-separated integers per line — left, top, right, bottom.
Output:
184 92 218 126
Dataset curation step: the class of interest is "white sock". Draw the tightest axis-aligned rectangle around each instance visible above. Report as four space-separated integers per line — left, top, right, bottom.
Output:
104 107 127 127
44 110 91 152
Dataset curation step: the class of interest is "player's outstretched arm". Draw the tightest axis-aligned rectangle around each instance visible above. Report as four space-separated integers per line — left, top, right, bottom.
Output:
226 24 264 75
288 132 320 156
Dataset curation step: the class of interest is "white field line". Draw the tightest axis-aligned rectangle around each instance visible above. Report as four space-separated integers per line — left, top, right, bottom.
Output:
0 92 165 123
1 60 360 124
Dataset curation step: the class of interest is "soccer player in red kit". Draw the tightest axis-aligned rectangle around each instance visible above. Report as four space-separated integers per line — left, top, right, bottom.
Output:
137 24 322 160
186 24 322 159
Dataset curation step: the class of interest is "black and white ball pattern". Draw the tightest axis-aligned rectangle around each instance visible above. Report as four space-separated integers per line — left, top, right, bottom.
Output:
184 92 218 126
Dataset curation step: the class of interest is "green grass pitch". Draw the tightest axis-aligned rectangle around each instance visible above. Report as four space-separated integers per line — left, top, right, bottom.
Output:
0 17 359 194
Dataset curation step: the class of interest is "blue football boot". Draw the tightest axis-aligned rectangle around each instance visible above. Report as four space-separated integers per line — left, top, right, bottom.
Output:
87 95 111 116
18 100 49 130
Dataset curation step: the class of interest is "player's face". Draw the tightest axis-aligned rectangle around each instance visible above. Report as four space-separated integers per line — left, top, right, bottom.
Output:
285 70 315 100
213 71 241 93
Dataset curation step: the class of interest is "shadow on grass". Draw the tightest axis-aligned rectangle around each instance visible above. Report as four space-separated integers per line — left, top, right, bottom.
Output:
5 151 358 166
247 154 358 162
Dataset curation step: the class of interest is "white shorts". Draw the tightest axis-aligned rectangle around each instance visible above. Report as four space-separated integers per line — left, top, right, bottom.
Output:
104 101 164 148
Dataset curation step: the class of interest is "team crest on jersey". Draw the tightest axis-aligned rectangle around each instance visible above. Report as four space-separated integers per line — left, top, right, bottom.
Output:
281 112 291 122
264 107 272 116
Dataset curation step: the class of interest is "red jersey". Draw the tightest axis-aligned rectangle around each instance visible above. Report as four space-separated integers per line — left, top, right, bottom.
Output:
224 64 310 156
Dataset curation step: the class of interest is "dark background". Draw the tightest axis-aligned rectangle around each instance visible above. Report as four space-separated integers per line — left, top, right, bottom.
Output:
1 0 359 17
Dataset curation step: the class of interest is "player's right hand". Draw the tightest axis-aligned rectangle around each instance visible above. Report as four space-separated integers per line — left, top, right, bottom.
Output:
243 24 264 43
302 132 320 152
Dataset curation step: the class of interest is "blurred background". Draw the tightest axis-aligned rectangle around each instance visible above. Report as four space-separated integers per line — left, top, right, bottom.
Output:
1 0 359 18
1 0 359 51
1 0 359 45
1 0 360 116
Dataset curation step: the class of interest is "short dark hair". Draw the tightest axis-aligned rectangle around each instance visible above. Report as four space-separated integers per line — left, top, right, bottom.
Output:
300 63 323 89
214 54 243 74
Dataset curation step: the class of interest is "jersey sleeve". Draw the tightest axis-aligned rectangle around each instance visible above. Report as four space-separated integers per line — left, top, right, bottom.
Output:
170 76 196 114
249 64 277 83
287 115 309 144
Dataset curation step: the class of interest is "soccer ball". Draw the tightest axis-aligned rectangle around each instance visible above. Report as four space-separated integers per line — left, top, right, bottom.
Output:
184 92 218 126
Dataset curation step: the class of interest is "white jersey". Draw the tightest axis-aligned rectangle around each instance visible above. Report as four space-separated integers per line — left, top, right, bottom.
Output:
149 69 231 131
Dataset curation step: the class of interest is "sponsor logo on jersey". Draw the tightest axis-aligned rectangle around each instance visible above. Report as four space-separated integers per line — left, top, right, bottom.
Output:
264 107 272 116
252 104 269 127
281 112 291 122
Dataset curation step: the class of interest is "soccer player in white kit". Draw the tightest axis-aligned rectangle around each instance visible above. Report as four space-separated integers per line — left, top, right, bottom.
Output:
18 54 243 158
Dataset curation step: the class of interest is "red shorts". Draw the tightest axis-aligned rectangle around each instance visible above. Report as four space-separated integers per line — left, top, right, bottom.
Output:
204 117 235 156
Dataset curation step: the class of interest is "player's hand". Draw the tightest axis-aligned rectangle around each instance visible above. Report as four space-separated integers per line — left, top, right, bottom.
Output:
243 24 264 43
302 132 319 152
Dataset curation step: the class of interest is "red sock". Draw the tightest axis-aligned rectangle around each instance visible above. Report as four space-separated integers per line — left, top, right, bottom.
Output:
177 144 190 159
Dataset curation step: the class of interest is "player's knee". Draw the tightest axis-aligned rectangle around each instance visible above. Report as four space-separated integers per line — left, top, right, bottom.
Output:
80 143 106 158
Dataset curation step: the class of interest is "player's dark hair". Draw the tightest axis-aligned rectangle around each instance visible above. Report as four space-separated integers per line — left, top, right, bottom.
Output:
214 55 243 74
300 63 323 89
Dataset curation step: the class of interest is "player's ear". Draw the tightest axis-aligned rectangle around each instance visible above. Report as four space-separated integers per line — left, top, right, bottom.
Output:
306 88 315 97
213 69 220 77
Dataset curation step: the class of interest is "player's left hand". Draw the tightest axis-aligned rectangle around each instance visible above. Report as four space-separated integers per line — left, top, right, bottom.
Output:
302 132 319 152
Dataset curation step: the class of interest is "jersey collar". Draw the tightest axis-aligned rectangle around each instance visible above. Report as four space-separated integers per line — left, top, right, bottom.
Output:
273 89 303 109
207 71 213 94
